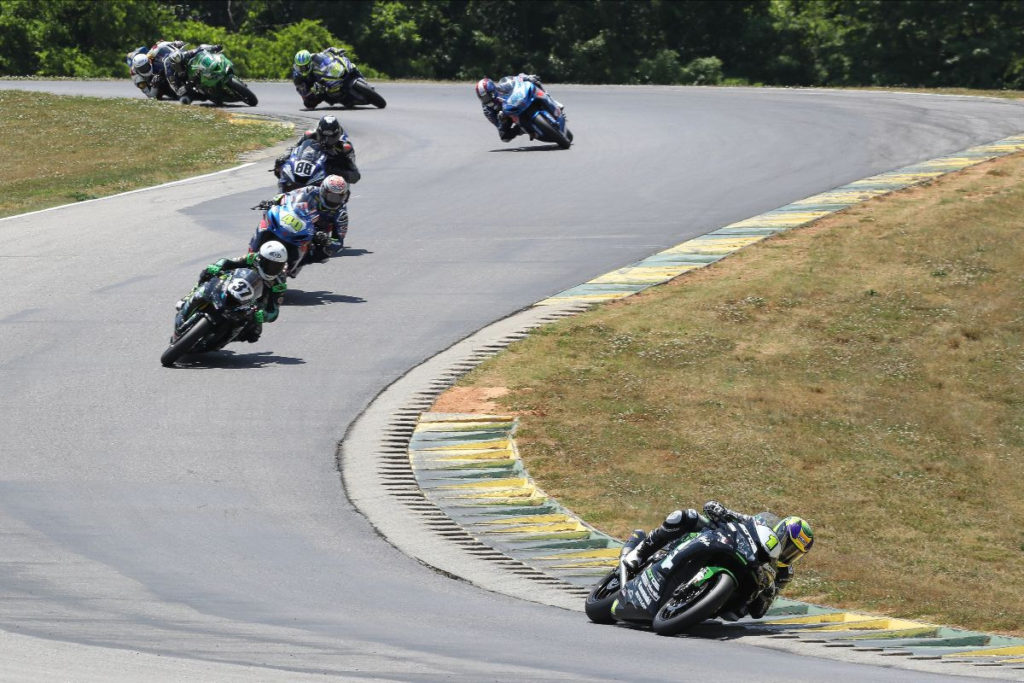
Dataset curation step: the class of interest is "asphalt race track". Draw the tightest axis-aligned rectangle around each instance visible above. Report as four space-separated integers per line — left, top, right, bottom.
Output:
2 80 1022 681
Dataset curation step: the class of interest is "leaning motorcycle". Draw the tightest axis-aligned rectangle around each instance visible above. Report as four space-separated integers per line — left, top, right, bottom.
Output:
186 49 258 106
304 53 386 109
502 79 572 149
160 269 263 367
275 138 328 193
249 199 317 278
585 513 782 636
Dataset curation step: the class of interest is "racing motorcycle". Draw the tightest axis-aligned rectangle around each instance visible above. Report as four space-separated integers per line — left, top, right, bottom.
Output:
502 78 572 149
275 138 328 193
304 52 386 109
249 198 317 278
585 512 783 636
186 48 258 106
160 268 263 367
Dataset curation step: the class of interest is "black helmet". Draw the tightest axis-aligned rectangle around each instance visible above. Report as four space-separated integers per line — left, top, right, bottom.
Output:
316 115 343 147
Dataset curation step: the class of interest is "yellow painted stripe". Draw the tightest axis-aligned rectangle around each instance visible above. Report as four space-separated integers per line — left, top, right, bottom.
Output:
439 477 529 490
915 157 983 169
482 521 586 534
445 494 549 505
419 414 515 423
850 172 943 185
536 293 632 305
763 612 880 626
730 211 832 227
419 439 511 452
589 265 699 284
415 447 510 457
434 453 516 463
792 190 890 203
414 420 514 432
796 618 931 632
660 237 765 254
473 516 577 528
944 645 1024 658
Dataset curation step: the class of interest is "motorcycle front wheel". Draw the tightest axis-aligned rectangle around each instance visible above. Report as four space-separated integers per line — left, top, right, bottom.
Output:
229 77 258 106
651 570 736 636
584 569 622 624
161 317 212 367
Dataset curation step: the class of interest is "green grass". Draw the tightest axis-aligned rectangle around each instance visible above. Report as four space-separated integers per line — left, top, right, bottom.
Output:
0 90 291 217
460 151 1024 635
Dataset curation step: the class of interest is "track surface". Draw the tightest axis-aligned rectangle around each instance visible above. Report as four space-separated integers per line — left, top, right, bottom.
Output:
2 80 1022 681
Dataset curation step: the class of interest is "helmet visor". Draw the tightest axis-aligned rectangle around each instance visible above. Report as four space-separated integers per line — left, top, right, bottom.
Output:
260 258 285 277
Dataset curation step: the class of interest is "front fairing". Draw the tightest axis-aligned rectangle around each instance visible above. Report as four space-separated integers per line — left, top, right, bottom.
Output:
502 80 535 117
264 203 315 246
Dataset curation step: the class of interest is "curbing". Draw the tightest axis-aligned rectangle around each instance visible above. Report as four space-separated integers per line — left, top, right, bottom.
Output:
340 132 1024 677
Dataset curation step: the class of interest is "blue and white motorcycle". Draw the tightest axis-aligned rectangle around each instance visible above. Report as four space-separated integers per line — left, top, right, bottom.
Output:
502 79 573 149
249 198 317 279
275 138 328 193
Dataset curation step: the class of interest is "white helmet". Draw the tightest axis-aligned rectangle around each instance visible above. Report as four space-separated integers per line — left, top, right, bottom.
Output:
256 240 288 279
131 53 152 77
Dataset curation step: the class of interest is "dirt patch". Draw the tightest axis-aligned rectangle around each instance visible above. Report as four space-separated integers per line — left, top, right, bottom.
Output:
431 386 510 413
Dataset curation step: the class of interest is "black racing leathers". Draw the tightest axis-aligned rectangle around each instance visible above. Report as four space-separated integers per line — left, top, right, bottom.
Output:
629 502 794 619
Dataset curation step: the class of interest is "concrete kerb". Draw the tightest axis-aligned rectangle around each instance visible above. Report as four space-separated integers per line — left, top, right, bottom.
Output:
340 132 1024 678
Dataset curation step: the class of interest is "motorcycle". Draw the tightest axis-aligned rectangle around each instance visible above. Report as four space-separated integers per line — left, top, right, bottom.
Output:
304 52 386 109
275 138 328 193
585 512 783 636
160 268 263 367
186 48 258 106
502 78 572 149
249 198 317 278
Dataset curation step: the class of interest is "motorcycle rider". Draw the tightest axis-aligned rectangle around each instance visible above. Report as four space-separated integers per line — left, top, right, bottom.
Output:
621 500 814 620
163 42 223 104
477 73 561 142
185 241 289 343
262 174 351 258
475 77 522 142
273 115 361 184
292 46 359 107
127 52 159 98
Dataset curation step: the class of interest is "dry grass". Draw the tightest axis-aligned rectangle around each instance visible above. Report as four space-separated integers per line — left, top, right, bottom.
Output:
463 153 1024 635
0 90 290 217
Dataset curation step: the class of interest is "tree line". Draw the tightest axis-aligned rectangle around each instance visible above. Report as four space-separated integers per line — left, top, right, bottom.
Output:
2 0 1022 89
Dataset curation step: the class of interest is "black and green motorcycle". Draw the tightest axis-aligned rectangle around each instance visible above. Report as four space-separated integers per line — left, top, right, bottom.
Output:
186 49 258 106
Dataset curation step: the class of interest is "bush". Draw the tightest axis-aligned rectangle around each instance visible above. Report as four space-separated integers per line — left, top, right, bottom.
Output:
636 51 723 85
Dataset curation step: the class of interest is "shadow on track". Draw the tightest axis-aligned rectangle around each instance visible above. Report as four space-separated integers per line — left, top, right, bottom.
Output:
489 144 565 153
285 290 366 307
171 350 305 369
594 620 770 642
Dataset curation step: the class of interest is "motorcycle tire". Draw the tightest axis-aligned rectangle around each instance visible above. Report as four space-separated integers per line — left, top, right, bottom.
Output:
229 77 258 106
352 80 386 109
651 571 736 636
161 317 212 367
533 115 571 150
584 569 622 624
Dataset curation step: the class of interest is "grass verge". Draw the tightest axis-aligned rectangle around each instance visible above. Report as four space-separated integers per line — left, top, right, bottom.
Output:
0 90 291 218
457 151 1024 635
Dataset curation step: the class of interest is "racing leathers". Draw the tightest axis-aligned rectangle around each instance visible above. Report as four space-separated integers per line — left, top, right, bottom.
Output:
164 43 221 101
197 253 286 342
273 129 361 185
484 73 553 142
267 186 349 258
621 501 795 620
292 47 358 106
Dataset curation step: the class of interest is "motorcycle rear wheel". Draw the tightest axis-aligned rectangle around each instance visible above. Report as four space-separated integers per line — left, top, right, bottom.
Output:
161 317 211 367
651 571 736 636
533 115 571 149
352 80 386 109
584 569 622 624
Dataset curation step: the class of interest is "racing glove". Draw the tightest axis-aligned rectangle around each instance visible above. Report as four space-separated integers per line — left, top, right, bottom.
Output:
703 500 731 521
